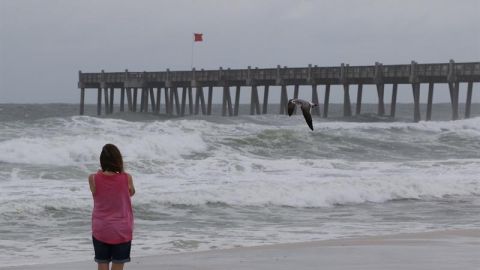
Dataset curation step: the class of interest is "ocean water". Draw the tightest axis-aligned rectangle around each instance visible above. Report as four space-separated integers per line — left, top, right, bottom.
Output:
0 103 480 267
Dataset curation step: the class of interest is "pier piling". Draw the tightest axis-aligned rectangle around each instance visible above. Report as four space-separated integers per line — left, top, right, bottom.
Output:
355 84 363 115
103 88 109 115
180 87 187 116
207 86 213 115
149 88 156 112
412 83 421 122
466 82 473 118
262 85 269 114
343 84 352 117
448 82 460 120
323 84 330 118
234 86 241 116
390 84 398 117
426 83 434 121
133 88 138 112
120 88 125 112
279 85 288 114
157 88 162 115
80 88 85 115
311 85 320 116
376 84 385 115
223 86 233 116
164 87 170 115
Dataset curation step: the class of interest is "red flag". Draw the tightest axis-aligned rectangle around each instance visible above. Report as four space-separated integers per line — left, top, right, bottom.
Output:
194 33 203 42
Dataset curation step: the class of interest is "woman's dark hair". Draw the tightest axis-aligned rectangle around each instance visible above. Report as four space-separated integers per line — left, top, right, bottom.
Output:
100 144 124 173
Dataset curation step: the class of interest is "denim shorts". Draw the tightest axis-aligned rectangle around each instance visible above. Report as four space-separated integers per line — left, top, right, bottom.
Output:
92 236 131 264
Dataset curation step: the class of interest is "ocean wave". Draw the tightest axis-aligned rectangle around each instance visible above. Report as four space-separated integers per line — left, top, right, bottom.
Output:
1 115 480 165
3 157 479 214
128 157 480 208
0 117 209 165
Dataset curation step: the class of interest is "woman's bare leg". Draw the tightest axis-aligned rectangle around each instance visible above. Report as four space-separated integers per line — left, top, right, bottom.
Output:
111 263 125 270
97 263 109 270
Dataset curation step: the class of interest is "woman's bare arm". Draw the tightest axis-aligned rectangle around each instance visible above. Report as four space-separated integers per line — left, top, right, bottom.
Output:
88 174 95 194
127 174 135 197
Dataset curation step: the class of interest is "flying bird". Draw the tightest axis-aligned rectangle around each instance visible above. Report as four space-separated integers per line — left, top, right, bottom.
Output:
287 99 318 131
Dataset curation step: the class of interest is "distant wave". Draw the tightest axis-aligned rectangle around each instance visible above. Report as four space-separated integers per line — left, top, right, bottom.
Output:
3 115 480 165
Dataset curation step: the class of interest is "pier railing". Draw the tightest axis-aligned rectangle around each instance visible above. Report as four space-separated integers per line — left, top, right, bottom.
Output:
79 61 480 86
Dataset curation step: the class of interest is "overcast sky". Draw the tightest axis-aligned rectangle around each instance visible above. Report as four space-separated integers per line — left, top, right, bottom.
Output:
1 0 479 104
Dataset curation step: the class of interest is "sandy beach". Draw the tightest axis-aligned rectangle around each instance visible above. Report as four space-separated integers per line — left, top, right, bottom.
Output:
3 229 479 270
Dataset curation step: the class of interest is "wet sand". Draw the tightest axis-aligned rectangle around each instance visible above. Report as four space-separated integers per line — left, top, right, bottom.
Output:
2 229 479 270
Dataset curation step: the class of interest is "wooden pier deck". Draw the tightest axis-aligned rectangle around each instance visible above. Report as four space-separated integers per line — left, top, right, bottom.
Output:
78 60 480 121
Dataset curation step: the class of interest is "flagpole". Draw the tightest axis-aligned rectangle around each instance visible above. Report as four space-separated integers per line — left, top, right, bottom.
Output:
191 34 194 69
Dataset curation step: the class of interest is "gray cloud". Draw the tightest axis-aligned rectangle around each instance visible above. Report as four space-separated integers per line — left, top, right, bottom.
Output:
1 0 479 103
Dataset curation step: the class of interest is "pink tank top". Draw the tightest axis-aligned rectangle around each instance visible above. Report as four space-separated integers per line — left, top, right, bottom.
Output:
92 172 133 244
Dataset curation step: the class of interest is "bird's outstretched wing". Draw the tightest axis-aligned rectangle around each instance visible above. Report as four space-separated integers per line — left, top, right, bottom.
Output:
301 104 314 131
287 99 296 116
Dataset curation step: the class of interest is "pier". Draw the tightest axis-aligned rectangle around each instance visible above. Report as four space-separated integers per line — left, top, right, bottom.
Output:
78 60 480 121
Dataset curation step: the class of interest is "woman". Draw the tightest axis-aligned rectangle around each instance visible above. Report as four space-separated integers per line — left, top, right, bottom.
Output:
88 144 135 270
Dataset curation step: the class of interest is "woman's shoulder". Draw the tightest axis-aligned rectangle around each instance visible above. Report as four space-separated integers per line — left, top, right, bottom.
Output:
89 170 102 178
